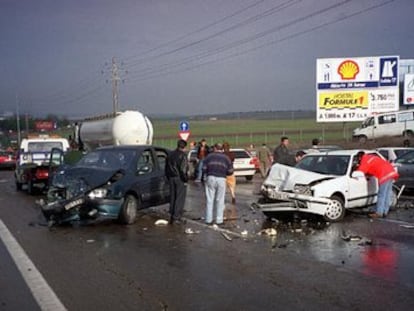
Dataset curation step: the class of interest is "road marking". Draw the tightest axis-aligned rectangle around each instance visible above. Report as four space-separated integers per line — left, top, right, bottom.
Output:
0 220 67 311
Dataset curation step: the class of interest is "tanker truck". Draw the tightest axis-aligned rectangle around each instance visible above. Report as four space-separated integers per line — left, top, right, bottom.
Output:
75 110 154 150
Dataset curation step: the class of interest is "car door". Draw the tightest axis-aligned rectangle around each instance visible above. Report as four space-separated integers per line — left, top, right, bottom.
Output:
347 154 378 208
394 151 414 190
132 148 168 208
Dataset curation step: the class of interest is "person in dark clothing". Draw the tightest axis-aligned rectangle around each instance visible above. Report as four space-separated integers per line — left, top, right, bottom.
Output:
165 139 189 224
273 136 294 165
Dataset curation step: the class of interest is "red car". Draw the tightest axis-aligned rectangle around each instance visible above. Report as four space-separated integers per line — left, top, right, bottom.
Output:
0 151 17 169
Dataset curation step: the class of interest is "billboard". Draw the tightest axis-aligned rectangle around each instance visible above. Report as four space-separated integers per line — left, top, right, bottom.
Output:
316 56 399 122
404 73 414 105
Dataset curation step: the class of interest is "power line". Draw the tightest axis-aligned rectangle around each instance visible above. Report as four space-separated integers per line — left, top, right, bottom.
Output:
127 0 300 70
127 0 352 81
122 0 266 64
128 0 394 83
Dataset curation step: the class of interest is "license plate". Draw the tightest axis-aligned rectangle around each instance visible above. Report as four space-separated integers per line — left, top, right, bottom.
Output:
64 198 85 210
272 191 290 201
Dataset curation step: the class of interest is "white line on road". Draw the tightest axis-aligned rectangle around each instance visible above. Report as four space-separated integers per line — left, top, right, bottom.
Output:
0 219 67 311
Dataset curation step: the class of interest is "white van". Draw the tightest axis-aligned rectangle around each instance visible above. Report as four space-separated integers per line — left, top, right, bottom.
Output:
352 109 414 143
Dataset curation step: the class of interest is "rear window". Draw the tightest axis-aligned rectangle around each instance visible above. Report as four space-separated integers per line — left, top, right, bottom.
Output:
232 150 250 159
28 141 63 152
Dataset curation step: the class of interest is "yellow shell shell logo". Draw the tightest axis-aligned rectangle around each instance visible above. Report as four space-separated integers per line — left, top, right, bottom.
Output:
337 60 359 80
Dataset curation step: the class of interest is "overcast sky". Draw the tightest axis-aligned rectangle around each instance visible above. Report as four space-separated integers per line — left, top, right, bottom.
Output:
1 0 413 117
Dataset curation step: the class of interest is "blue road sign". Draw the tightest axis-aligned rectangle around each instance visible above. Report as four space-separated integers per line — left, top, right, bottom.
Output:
179 121 189 131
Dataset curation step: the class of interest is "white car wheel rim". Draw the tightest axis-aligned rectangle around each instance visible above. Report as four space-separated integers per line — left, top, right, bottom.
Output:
126 198 137 218
326 200 342 220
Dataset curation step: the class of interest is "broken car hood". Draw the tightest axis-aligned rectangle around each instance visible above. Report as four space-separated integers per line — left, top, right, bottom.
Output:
263 163 335 191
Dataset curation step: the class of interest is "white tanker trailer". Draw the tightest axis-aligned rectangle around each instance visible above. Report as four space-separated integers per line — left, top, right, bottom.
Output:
75 110 153 150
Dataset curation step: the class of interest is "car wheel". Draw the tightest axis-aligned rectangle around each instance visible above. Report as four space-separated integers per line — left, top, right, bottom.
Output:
324 195 345 222
245 175 253 181
358 135 367 144
119 194 138 225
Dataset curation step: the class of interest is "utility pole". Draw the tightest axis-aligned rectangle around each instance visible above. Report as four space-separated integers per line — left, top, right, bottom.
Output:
111 57 121 114
16 94 21 148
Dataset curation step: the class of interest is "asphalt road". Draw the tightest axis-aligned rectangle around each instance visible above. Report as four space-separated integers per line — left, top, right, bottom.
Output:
1 169 414 311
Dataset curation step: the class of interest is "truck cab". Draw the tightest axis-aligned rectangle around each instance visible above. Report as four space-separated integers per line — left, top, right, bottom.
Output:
15 136 70 194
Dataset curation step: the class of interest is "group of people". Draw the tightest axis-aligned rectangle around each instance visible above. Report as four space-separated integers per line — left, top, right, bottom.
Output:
165 134 399 225
165 139 234 225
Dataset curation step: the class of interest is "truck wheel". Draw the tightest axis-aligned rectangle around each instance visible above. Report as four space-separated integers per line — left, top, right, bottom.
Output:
403 130 413 138
358 135 367 144
324 195 345 222
245 175 253 181
119 194 138 225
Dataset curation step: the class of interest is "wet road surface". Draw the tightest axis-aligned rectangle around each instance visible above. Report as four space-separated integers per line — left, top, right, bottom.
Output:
1 170 414 310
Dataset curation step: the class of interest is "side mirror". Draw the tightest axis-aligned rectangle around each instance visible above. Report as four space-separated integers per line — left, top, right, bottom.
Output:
351 171 365 178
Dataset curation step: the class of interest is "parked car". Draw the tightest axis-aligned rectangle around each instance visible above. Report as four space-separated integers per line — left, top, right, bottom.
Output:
43 145 170 225
393 150 414 191
0 150 17 169
376 147 414 162
257 150 396 222
187 148 256 180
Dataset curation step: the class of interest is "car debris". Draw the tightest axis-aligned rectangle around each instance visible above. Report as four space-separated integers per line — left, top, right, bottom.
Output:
154 219 169 226
341 234 362 242
400 224 414 229
241 230 248 237
221 232 233 241
258 228 277 236
184 228 200 235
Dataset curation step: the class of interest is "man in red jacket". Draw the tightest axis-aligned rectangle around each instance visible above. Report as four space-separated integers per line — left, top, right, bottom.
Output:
355 151 399 218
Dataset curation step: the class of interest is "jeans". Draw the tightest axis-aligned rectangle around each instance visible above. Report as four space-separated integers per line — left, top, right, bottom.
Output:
196 159 204 181
376 180 393 216
204 175 226 224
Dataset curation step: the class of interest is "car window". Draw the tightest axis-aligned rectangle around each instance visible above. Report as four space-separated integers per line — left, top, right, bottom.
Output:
137 149 154 174
155 149 168 171
378 150 388 160
232 150 250 159
395 149 412 158
396 151 414 164
28 141 63 152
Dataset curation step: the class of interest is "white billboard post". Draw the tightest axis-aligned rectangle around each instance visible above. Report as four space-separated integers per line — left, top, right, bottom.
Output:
316 56 399 123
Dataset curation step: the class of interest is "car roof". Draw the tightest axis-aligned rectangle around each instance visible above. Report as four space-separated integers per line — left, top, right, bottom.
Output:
96 145 164 151
304 149 374 156
376 147 414 151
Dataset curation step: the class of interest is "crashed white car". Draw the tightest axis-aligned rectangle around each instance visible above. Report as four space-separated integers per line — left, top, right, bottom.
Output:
258 150 397 222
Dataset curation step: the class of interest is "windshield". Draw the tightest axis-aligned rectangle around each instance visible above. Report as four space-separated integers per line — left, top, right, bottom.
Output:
296 155 350 175
77 149 137 170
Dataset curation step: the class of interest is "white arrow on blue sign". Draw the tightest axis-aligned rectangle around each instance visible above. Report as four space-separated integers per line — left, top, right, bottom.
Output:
179 121 189 131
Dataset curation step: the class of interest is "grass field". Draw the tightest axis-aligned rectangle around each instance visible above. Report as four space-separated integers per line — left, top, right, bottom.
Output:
152 118 361 149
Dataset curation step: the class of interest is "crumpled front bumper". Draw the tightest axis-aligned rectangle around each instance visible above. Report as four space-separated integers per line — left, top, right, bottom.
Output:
257 188 333 216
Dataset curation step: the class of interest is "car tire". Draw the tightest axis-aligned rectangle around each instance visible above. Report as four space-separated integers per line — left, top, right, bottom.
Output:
324 195 345 222
358 135 367 144
119 194 138 225
245 175 253 181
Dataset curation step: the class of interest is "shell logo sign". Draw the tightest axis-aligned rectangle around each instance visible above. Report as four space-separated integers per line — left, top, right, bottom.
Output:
337 60 359 80
319 91 368 110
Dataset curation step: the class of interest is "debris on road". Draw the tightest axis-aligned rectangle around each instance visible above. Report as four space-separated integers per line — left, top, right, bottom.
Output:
86 239 95 243
258 228 277 236
241 230 248 237
341 234 362 242
221 232 233 241
154 219 169 226
185 228 200 235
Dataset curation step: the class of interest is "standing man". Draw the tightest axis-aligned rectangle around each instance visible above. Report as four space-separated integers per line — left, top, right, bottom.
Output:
355 151 399 218
195 139 209 182
203 143 234 225
273 136 294 166
165 139 189 224
257 143 272 178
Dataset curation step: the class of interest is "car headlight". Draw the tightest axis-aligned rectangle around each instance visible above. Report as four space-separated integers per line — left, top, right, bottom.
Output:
88 188 108 199
293 184 312 195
